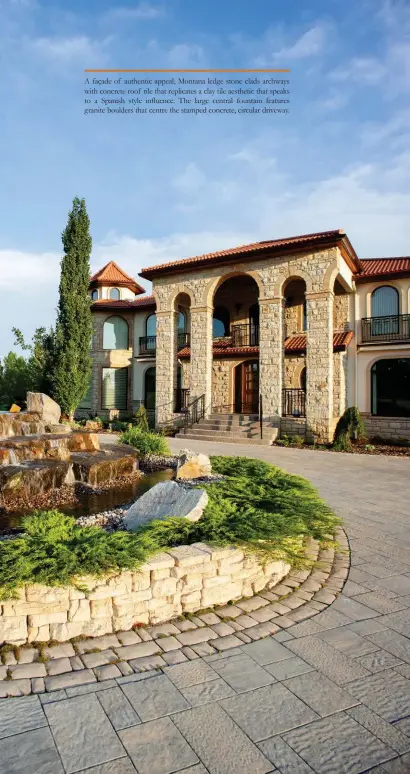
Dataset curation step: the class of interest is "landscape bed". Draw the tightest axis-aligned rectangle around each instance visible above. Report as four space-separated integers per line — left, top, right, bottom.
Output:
0 456 340 646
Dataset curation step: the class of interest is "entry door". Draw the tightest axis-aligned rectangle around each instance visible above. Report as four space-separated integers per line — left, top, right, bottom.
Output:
242 361 259 413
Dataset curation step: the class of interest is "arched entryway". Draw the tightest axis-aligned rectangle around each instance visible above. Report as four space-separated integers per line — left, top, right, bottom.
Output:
234 360 259 414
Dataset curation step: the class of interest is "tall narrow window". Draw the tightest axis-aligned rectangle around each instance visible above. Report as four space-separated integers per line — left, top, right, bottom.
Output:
144 366 156 411
371 286 399 336
103 316 129 349
145 314 156 337
109 287 120 300
91 290 98 301
102 367 128 410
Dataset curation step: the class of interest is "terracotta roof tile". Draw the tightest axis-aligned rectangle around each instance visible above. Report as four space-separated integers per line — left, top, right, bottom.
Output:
90 261 145 294
179 330 353 358
357 258 410 280
140 229 359 277
91 295 155 310
285 331 354 352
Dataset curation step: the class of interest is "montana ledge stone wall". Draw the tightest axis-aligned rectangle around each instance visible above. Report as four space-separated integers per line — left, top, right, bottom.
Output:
0 544 290 645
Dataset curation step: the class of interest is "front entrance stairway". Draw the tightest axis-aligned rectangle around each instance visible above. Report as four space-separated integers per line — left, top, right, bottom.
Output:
176 413 271 445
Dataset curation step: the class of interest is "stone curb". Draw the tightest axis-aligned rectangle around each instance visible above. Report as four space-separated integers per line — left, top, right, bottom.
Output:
0 526 349 698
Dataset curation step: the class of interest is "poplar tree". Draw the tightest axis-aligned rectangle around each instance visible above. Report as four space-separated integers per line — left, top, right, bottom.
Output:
51 197 93 420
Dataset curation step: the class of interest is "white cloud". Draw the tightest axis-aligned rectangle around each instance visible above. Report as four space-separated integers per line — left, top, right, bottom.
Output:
330 57 387 85
172 163 206 192
252 23 329 67
30 35 110 65
167 43 205 68
104 3 164 21
0 249 60 289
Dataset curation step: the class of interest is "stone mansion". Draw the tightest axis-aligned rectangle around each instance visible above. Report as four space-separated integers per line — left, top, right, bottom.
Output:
80 229 410 443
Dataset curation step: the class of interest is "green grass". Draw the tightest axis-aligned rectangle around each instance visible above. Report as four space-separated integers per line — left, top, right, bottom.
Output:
0 456 340 600
120 427 171 458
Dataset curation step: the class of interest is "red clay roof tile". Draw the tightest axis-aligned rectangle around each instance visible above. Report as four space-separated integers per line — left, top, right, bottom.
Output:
90 261 145 294
140 229 359 277
91 295 155 310
357 258 410 280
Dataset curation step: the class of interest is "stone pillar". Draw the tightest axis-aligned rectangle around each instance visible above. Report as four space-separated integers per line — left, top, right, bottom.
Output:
155 310 177 426
306 290 334 442
259 298 284 430
189 305 213 416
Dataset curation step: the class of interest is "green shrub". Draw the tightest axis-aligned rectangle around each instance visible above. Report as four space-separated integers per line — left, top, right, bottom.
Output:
0 457 339 599
333 407 365 451
120 426 170 458
133 406 149 433
364 444 375 452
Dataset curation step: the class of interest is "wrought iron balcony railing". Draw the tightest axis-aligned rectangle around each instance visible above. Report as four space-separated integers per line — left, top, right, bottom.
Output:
230 324 259 347
282 388 306 417
139 332 191 356
362 315 410 344
139 335 156 356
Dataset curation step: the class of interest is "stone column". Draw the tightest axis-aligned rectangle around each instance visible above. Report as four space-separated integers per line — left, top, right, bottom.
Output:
189 305 213 416
155 310 177 426
306 290 334 442
259 298 284 430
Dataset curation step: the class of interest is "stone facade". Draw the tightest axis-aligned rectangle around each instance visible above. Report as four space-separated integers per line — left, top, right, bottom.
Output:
362 415 410 441
151 246 351 441
0 546 290 645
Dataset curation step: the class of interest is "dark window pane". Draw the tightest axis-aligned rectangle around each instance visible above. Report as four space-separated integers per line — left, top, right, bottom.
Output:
109 288 120 300
146 314 156 337
371 358 410 417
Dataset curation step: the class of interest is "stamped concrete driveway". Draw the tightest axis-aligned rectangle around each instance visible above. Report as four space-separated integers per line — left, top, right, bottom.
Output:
1 441 410 774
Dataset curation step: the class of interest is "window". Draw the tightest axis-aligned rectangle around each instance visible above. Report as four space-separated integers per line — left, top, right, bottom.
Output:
144 366 156 411
213 306 230 337
300 367 307 391
91 290 98 301
371 359 410 417
109 287 120 300
177 311 186 333
103 316 129 349
102 367 128 410
145 313 156 338
371 286 399 336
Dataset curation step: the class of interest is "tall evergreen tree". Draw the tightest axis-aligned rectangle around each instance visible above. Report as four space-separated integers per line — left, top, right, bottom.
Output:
51 197 93 420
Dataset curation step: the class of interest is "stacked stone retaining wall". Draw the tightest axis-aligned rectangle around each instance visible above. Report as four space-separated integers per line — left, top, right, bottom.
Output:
0 544 290 645
363 415 410 441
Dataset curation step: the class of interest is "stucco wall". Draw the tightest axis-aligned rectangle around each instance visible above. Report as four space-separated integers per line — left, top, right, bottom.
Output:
0 545 290 645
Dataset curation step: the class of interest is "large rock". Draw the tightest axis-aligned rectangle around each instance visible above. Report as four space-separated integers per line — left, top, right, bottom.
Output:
124 480 208 531
176 449 212 480
27 393 61 425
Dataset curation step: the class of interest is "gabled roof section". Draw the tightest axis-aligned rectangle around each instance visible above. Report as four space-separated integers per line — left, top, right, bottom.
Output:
89 261 145 294
91 295 155 311
140 230 361 279
356 258 410 282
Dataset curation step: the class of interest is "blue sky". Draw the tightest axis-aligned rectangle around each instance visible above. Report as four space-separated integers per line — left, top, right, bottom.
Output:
0 0 409 356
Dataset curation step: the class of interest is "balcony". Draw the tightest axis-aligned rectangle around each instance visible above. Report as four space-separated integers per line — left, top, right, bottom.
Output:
361 315 410 344
282 388 306 417
139 333 191 356
139 336 156 356
230 323 259 347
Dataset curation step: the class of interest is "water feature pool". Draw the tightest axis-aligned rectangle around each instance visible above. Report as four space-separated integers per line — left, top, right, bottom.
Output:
0 468 175 531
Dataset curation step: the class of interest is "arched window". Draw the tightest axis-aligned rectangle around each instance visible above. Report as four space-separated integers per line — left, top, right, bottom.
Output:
371 358 410 417
300 367 307 391
371 286 399 336
371 286 399 317
91 290 98 301
213 306 230 338
145 313 156 338
109 287 121 300
103 316 129 350
144 366 156 411
177 311 186 333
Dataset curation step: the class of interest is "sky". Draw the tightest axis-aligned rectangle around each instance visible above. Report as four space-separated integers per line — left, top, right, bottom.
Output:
0 0 409 357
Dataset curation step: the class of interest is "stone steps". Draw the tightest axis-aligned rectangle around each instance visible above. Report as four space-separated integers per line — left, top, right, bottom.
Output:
177 412 270 444
180 431 268 445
